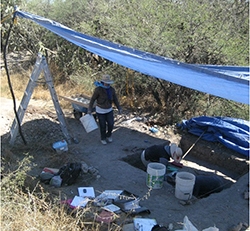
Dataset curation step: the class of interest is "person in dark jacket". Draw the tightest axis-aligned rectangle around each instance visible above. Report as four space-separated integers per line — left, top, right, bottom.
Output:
192 175 226 198
88 74 122 145
141 142 183 167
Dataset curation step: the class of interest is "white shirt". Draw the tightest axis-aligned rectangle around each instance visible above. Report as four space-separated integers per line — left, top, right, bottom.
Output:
96 106 113 114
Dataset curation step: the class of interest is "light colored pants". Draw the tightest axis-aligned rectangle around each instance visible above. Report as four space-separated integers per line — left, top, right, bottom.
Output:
141 150 151 167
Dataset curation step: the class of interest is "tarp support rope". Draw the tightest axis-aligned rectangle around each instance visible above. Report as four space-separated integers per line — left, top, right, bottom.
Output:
3 10 27 145
1 11 16 24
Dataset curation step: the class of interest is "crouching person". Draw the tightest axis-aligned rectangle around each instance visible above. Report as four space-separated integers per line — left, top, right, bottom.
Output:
141 142 183 167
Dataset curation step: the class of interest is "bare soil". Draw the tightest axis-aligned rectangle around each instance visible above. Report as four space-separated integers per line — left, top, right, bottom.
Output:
1 97 249 231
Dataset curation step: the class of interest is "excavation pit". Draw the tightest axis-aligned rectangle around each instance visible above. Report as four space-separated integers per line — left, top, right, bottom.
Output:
122 133 249 199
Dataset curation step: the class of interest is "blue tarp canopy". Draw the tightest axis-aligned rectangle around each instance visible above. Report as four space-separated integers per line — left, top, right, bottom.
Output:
179 116 249 157
15 10 249 156
15 10 249 105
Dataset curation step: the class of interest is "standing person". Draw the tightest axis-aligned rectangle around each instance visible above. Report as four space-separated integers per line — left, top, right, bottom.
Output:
88 74 122 145
141 142 183 167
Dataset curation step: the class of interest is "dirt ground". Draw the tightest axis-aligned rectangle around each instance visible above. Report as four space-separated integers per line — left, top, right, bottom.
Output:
0 97 249 231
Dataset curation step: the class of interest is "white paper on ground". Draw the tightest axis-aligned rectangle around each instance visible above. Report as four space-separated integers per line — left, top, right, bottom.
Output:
70 196 89 208
133 218 157 231
103 204 121 213
78 187 95 198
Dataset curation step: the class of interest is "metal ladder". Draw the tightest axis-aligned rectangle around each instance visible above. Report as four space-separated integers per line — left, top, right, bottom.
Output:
9 53 72 145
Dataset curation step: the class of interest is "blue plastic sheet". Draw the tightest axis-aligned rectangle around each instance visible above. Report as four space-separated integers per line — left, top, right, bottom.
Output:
15 10 249 105
178 116 250 157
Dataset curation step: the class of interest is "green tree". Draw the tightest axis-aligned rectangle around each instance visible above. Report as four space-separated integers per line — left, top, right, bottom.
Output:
1 0 249 121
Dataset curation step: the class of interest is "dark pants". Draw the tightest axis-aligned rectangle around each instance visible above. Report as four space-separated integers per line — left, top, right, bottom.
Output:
192 175 225 198
96 110 114 140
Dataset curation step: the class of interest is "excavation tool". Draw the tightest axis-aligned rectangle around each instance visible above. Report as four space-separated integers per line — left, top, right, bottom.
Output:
170 130 206 168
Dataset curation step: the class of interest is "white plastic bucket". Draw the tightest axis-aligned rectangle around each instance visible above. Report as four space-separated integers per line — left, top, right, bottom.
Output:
175 172 195 200
80 114 98 133
146 163 166 189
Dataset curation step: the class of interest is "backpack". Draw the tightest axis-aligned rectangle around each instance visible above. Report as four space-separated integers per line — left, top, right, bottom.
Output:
57 163 82 186
40 172 55 184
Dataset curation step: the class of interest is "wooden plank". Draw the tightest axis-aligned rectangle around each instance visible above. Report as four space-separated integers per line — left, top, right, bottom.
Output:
59 95 90 108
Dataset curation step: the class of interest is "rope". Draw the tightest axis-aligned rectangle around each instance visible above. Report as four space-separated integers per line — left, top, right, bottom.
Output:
3 11 27 145
1 11 16 24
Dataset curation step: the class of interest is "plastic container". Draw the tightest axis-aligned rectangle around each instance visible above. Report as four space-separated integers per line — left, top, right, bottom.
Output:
146 163 166 189
80 114 98 133
52 140 68 153
175 172 195 200
149 127 158 133
49 175 62 187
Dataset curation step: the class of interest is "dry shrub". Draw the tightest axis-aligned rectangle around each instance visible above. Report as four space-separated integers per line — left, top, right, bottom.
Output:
1 70 94 101
0 155 122 231
1 188 99 231
1 71 29 99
